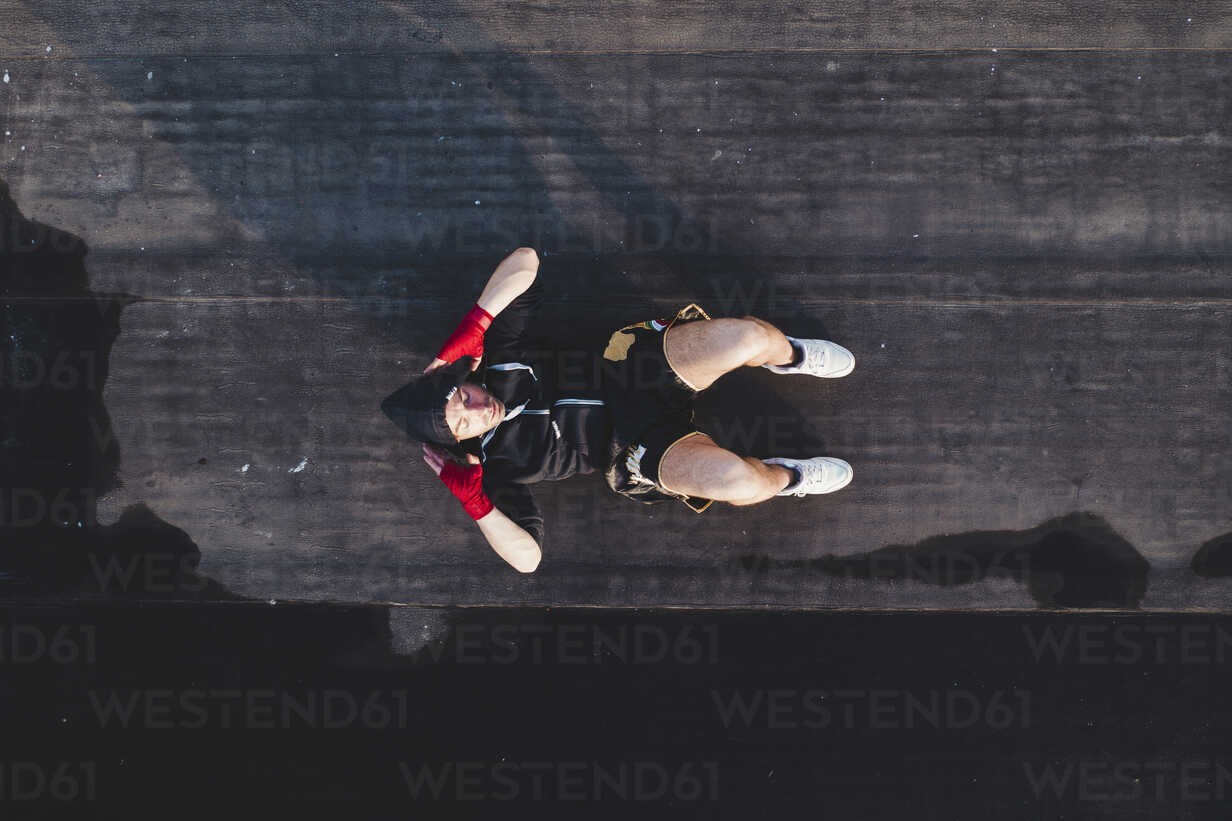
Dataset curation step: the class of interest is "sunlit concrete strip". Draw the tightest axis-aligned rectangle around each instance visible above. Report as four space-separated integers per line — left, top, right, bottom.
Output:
4 0 1232 55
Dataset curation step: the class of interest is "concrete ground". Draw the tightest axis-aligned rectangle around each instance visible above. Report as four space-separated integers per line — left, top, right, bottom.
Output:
2 2 1231 608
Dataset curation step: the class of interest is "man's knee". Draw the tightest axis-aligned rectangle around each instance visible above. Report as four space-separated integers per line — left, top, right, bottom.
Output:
736 316 777 351
661 436 749 497
704 454 768 501
741 315 779 337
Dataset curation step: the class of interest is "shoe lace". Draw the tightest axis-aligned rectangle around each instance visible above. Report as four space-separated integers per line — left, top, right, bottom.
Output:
799 343 825 373
791 461 817 496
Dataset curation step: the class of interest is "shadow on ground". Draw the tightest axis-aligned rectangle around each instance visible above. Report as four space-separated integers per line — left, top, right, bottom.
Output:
27 0 827 444
1190 531 1232 578
737 512 1151 609
0 178 235 598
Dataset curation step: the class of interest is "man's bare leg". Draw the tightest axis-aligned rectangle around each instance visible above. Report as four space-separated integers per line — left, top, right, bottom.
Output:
658 317 804 504
658 432 794 506
663 316 797 392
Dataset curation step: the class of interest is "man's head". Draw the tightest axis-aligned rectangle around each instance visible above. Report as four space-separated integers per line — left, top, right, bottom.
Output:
380 357 500 457
444 379 505 442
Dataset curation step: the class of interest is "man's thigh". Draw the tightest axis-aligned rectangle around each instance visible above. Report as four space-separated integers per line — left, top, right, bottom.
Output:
604 421 716 512
657 431 730 498
663 316 763 392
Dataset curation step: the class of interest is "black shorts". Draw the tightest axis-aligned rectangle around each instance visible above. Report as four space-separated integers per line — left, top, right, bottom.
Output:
601 304 715 513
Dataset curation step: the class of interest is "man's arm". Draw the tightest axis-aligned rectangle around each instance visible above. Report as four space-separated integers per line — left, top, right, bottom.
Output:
422 443 543 574
474 506 542 574
476 247 539 317
424 247 538 374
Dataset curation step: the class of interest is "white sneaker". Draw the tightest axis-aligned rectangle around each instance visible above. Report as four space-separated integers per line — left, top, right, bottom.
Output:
762 456 853 496
761 336 855 378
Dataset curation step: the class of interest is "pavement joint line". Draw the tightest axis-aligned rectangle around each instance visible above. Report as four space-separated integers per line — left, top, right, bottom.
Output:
3 47 1232 61
0 598 1203 614
5 295 1232 309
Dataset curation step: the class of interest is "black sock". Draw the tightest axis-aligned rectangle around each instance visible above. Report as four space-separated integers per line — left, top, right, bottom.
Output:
784 466 803 491
787 341 804 366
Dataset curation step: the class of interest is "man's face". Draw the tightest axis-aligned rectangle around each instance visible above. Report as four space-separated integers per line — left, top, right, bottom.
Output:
444 381 505 441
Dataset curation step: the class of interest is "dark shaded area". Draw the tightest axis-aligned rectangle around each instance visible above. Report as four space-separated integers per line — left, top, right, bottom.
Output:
0 178 126 510
1191 531 1232 578
0 179 233 599
739 512 1151 609
1 604 1223 818
31 0 829 449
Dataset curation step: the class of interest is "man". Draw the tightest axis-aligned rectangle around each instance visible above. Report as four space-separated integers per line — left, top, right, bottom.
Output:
381 247 854 573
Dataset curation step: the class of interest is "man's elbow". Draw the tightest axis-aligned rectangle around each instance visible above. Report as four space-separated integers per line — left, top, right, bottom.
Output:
509 246 539 271
511 546 542 574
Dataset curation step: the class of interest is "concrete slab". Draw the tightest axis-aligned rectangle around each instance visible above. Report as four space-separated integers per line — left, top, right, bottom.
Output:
4 0 1231 55
2 3 1231 608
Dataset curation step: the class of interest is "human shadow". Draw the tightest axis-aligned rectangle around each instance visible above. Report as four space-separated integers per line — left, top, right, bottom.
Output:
738 512 1150 609
1190 531 1232 578
24 0 826 455
0 178 236 599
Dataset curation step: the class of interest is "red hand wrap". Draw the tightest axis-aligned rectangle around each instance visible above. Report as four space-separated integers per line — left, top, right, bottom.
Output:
434 304 493 365
438 460 494 520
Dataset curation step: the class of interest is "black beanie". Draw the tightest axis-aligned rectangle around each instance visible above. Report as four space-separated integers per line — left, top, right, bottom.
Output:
380 357 481 460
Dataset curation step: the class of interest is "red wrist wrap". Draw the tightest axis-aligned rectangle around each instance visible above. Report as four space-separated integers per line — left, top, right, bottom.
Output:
439 461 495 520
435 304 494 365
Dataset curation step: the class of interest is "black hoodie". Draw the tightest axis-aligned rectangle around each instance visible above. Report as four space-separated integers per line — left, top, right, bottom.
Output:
474 276 613 550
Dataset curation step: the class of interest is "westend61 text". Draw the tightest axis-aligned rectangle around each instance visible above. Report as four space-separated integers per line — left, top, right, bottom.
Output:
89 689 409 729
0 489 97 528
1 350 103 391
1024 760 1232 802
0 763 96 802
411 623 719 665
1023 623 1232 664
399 761 719 802
711 688 1032 730
0 625 96 664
